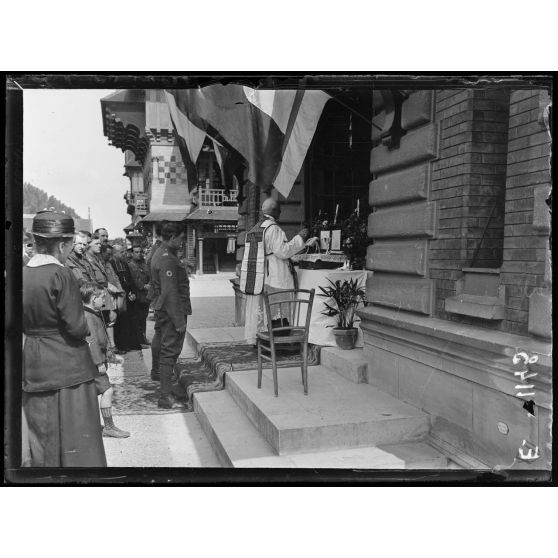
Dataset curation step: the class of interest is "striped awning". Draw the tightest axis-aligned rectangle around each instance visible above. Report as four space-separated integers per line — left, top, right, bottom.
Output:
185 207 238 222
141 211 188 222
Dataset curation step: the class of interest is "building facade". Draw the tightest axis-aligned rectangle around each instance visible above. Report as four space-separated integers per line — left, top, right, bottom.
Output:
102 81 552 469
234 84 552 469
102 89 238 273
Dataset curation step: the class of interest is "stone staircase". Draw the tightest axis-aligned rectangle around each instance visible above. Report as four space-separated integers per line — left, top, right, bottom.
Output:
193 344 457 469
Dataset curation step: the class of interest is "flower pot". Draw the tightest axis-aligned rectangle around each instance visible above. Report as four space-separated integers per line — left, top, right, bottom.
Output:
332 327 358 350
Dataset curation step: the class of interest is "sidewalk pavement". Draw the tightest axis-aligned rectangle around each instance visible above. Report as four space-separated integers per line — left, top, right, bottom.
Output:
103 412 221 467
189 277 236 298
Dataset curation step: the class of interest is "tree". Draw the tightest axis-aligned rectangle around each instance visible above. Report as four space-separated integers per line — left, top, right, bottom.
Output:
23 182 81 219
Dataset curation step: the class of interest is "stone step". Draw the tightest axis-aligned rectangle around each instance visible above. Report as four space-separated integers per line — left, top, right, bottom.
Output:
225 366 431 455
194 390 291 467
194 389 448 468
320 346 369 383
186 326 247 354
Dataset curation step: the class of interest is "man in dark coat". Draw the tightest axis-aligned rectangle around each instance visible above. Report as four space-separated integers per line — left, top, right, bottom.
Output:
150 222 192 408
128 245 151 347
111 242 141 352
22 210 106 467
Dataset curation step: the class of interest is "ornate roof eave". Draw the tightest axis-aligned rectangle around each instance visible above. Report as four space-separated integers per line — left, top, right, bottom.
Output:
105 115 150 164
101 90 149 165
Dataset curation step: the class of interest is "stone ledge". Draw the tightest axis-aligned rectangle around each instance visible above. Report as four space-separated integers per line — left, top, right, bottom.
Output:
186 326 248 354
357 306 552 408
320 347 369 383
426 433 490 470
445 294 505 320
357 306 551 365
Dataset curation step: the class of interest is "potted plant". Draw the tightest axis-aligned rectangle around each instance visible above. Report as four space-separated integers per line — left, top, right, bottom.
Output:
318 278 367 350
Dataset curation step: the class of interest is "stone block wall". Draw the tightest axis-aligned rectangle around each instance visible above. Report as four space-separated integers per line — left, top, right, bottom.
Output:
500 89 552 336
430 89 510 322
367 90 438 315
360 85 552 470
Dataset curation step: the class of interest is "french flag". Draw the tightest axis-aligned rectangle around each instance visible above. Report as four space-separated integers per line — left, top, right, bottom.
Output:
165 85 330 198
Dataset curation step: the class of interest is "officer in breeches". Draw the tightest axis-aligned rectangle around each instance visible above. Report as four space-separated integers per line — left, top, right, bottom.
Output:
149 222 192 409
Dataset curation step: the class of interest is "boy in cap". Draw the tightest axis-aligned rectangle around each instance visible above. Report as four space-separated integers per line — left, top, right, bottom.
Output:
80 281 130 438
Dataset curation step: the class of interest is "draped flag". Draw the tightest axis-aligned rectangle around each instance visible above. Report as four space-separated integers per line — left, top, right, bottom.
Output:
165 85 330 198
166 90 207 191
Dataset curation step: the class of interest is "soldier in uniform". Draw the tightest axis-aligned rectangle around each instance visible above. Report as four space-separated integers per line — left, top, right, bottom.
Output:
86 237 122 349
66 230 95 285
150 222 192 408
22 210 106 467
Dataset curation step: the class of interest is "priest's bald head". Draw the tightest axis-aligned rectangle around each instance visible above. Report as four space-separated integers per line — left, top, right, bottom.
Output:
261 197 281 220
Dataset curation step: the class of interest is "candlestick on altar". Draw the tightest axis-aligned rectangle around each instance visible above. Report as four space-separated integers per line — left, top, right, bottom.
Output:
356 199 360 216
334 204 339 225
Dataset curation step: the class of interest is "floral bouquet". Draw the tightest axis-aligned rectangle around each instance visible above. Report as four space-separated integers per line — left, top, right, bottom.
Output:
341 210 370 270
310 210 331 239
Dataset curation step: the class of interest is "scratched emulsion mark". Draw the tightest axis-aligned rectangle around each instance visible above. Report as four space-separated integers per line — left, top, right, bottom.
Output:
512 351 540 463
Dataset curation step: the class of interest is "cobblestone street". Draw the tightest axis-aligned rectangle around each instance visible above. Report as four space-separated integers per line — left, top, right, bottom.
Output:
103 275 236 467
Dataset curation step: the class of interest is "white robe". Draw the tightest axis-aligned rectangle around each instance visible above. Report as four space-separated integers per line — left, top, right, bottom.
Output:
244 217 305 344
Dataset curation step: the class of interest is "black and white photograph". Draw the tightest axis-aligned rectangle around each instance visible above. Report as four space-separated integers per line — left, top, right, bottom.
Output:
6 73 553 478
2 2 557 556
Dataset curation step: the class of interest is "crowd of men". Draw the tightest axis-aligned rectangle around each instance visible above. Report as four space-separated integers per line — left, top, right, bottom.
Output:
63 227 152 352
22 212 193 466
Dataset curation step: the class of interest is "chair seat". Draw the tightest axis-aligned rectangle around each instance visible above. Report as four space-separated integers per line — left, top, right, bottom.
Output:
257 327 306 344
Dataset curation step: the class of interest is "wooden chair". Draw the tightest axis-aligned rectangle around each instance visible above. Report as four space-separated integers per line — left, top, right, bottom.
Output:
256 288 315 397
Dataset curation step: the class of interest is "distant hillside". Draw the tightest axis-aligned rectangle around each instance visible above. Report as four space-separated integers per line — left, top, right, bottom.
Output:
23 182 81 219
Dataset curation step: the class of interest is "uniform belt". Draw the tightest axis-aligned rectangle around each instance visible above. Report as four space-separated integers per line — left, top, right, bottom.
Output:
25 328 60 337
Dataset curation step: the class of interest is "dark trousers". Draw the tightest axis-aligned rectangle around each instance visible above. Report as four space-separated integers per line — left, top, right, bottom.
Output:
127 300 149 346
115 305 142 351
151 310 187 397
137 302 149 341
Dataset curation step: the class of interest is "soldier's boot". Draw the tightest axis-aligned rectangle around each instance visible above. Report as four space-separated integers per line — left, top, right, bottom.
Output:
101 407 130 438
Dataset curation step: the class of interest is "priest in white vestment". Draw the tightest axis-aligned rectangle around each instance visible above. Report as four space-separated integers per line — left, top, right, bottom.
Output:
244 198 316 344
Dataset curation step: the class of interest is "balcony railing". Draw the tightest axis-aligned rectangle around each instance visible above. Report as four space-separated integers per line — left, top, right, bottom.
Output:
199 188 238 207
125 191 150 215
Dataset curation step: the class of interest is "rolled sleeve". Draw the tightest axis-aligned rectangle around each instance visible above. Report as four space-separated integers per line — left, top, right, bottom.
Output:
265 225 305 259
